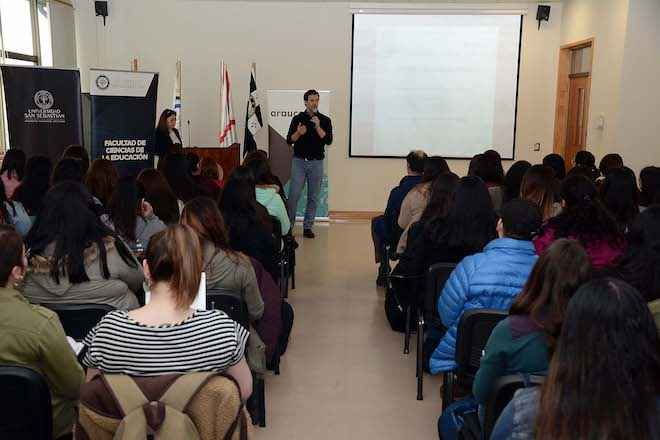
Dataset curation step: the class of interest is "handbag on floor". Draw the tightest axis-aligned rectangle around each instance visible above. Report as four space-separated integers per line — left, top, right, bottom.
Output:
438 396 480 440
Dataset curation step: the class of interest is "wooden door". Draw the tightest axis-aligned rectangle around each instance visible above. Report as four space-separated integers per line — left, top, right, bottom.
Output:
565 73 591 165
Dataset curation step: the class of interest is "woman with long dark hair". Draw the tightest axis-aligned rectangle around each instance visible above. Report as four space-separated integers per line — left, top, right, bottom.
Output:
107 176 166 250
161 153 202 205
542 153 566 180
471 151 505 211
396 175 497 276
573 150 599 181
85 159 119 207
396 157 449 253
616 206 660 331
640 166 660 209
520 165 561 221
0 148 26 199
12 155 52 217
0 168 32 236
534 174 626 268
21 182 143 309
503 160 531 203
246 157 290 234
154 109 182 158
473 239 592 404
600 166 640 232
219 166 279 280
492 278 660 439
136 168 181 225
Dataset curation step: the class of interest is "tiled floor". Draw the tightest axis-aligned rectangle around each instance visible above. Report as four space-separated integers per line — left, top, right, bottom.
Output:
253 222 443 440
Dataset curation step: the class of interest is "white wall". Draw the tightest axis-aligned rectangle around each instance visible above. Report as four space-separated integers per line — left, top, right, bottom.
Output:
73 0 562 211
50 1 77 68
560 0 629 161
615 0 660 175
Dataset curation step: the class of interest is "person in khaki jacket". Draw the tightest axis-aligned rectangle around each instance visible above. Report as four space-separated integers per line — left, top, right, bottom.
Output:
21 182 143 310
0 225 84 439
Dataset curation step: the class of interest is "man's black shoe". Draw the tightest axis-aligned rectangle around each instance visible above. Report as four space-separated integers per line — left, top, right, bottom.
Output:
303 229 315 238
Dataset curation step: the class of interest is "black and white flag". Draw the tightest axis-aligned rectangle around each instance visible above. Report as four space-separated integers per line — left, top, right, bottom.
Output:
243 63 263 156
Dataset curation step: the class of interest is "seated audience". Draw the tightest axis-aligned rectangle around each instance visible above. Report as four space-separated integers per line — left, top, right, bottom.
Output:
0 225 84 439
616 206 660 334
51 157 84 185
640 166 660 210
12 155 52 218
491 278 660 439
534 174 626 268
471 151 505 211
85 158 119 207
430 199 541 374
0 148 26 199
244 149 285 197
599 152 624 177
181 197 264 321
600 166 639 232
107 176 166 250
161 153 202 208
503 160 531 203
199 156 224 197
573 150 599 181
520 165 561 221
472 239 592 404
372 150 426 282
220 166 279 280
61 144 90 176
82 225 252 400
137 168 180 224
542 153 566 180
396 175 496 278
396 156 449 253
0 173 32 236
246 156 291 234
22 182 143 309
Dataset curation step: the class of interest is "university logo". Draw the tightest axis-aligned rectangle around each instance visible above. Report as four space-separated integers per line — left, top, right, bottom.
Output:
34 90 54 110
96 74 110 90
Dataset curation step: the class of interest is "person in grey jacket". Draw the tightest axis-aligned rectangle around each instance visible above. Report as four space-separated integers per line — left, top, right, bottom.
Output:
107 176 166 252
21 182 143 310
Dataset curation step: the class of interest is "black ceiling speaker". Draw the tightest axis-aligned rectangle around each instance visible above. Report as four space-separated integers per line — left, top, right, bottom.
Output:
95 1 108 26
536 5 551 30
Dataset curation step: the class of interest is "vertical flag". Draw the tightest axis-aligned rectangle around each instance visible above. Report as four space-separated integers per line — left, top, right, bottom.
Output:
173 60 182 130
243 62 264 157
218 60 238 148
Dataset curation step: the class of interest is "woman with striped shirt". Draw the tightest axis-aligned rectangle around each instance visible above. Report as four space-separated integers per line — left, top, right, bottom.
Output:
82 224 252 400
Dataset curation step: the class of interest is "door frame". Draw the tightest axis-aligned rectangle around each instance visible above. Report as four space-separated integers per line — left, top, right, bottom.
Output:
553 38 595 159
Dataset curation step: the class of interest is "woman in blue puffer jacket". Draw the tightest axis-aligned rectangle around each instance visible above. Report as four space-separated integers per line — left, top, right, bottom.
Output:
430 199 542 374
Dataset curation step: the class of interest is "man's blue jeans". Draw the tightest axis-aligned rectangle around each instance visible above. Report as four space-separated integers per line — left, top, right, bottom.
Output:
287 157 323 230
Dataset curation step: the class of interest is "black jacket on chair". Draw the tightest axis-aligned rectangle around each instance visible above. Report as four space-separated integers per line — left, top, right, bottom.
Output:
154 128 182 157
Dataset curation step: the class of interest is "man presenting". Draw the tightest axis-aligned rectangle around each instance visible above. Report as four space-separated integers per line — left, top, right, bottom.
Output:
286 90 333 238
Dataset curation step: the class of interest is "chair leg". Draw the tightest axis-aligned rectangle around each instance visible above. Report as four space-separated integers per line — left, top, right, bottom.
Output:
416 314 424 400
403 305 411 354
441 372 454 412
259 376 266 427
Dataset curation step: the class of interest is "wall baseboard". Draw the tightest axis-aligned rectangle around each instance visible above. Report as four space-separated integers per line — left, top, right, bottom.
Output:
329 211 383 221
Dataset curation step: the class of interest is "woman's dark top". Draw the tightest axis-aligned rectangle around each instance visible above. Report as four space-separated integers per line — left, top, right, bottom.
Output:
154 128 182 157
228 220 279 281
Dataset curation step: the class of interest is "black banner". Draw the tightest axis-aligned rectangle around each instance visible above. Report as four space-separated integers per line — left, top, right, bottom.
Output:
1 66 83 162
90 69 158 177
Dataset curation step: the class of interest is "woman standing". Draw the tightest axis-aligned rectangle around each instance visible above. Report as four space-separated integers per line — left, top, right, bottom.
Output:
154 109 183 159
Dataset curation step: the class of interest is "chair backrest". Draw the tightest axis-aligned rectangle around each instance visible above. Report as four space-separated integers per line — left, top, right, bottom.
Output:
0 365 52 440
482 374 545 439
425 263 457 315
206 289 249 330
454 309 508 378
41 303 115 341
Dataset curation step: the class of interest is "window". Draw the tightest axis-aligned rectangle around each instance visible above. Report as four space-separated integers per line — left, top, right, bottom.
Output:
0 0 53 150
0 0 53 66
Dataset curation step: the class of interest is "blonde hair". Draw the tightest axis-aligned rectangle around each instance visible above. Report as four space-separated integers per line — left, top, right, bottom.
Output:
145 224 203 309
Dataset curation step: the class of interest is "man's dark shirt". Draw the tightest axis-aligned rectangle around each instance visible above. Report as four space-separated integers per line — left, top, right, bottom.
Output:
286 111 333 160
